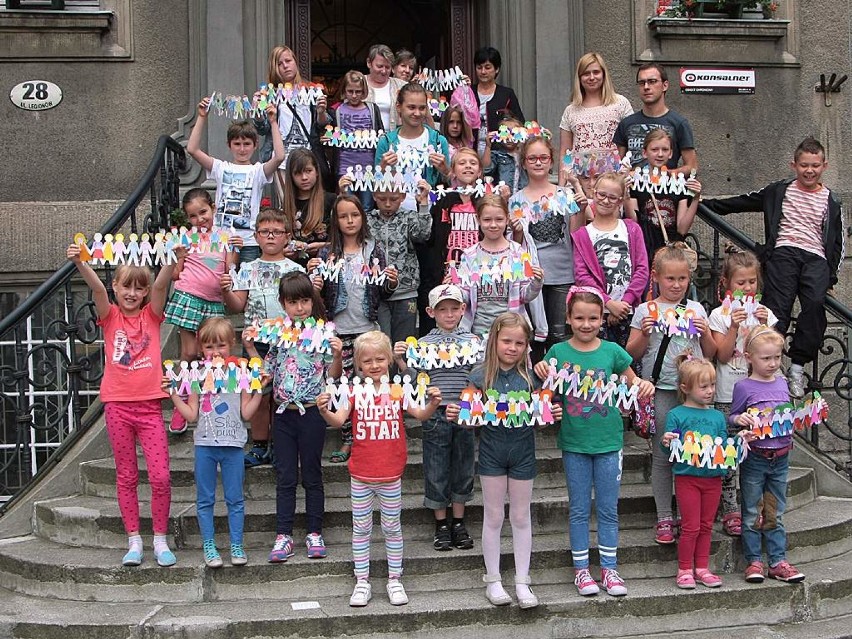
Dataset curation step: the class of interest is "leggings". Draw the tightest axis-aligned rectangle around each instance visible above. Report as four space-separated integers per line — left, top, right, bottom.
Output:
480 475 533 579
104 400 171 534
675 474 722 570
651 389 679 521
351 477 403 581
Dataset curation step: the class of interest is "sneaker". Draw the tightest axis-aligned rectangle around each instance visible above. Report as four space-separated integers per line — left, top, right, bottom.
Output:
268 534 295 563
244 445 270 467
122 548 143 566
769 560 805 583
601 568 627 596
434 523 452 551
386 578 409 605
787 369 806 399
349 580 372 607
155 547 177 567
694 569 722 588
744 560 765 583
451 522 474 550
203 539 223 568
168 411 187 435
306 532 327 559
230 543 248 566
655 519 676 545
574 568 600 596
676 569 696 589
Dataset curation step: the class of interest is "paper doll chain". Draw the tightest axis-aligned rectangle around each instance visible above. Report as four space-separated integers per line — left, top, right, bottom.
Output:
342 165 423 194
320 126 384 149
668 430 749 470
562 149 631 179
488 120 552 144
72 227 234 268
746 392 829 440
446 252 536 287
163 357 264 395
243 317 336 355
412 66 466 93
429 97 449 117
630 166 698 197
206 83 326 118
429 180 507 203
455 387 556 428
540 359 642 410
324 373 431 411
403 336 485 370
228 261 286 291
510 189 581 223
310 256 393 285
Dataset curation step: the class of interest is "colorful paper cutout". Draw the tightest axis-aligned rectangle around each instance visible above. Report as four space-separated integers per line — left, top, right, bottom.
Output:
647 302 701 337
744 392 829 440
488 120 552 144
447 251 535 287
324 373 431 411
563 149 630 179
630 166 697 196
455 386 556 428
667 430 748 469
509 189 581 223
541 358 642 410
242 316 336 355
720 289 763 328
320 126 383 149
206 83 326 118
73 227 234 267
311 255 393 286
228 261 284 291
412 66 466 93
428 96 449 118
403 335 485 370
163 357 264 395
342 164 423 194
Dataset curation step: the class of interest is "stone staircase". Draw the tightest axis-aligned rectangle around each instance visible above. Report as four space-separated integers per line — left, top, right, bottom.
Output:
1 417 852 639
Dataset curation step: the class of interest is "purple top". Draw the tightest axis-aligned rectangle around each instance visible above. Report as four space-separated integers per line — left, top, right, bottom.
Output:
336 103 377 176
729 376 792 450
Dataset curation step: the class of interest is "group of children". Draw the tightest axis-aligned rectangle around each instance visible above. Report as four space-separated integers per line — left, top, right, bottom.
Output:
68 52 838 609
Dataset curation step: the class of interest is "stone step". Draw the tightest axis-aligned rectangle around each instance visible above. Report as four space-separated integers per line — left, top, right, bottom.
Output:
32 467 817 549
12 495 852 603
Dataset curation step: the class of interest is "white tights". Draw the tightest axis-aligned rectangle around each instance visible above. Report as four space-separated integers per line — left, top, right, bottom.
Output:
480 475 534 597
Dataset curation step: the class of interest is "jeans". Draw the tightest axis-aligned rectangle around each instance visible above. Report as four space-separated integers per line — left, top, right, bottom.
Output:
740 451 790 565
421 407 476 509
273 405 327 535
195 445 245 544
563 450 623 569
378 297 419 346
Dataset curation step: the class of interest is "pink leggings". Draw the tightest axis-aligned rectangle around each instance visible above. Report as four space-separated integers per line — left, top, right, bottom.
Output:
104 400 171 534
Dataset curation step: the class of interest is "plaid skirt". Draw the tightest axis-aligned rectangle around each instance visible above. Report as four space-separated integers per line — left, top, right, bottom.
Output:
164 289 225 331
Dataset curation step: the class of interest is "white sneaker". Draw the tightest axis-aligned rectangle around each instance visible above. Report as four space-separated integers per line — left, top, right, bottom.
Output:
386 578 409 605
349 580 372 607
787 368 805 398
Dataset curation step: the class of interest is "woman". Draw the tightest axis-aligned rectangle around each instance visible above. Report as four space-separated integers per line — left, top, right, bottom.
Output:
472 46 524 155
557 52 633 194
255 45 334 197
392 49 418 82
365 44 407 131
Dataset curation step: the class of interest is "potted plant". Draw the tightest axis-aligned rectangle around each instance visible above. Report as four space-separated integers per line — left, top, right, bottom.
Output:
657 0 778 19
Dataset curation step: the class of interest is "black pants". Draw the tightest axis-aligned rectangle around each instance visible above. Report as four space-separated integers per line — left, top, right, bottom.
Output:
762 246 830 366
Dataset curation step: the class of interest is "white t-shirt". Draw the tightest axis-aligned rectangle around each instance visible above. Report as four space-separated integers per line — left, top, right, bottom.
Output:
372 83 392 130
395 128 430 210
334 250 379 335
709 304 779 403
586 220 632 303
208 160 272 247
476 92 493 155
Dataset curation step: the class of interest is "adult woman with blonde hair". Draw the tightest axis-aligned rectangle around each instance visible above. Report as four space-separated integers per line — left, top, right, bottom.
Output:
557 53 633 194
364 44 407 131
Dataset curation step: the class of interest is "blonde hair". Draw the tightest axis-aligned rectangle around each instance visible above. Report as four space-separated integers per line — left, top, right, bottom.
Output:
593 171 626 194
480 313 533 391
113 265 152 306
266 45 304 85
674 354 716 402
652 242 693 274
571 52 618 107
743 325 784 355
354 330 393 371
450 147 481 173
475 193 509 219
719 246 762 299
643 128 673 150
341 70 368 99
197 317 236 346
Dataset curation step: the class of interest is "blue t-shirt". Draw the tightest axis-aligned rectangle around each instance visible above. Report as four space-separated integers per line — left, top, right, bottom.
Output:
664 404 729 478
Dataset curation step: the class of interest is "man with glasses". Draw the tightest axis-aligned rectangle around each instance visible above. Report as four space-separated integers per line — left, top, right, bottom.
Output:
613 63 697 176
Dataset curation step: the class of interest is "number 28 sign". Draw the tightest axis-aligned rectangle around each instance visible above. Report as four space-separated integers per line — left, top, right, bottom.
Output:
10 80 62 111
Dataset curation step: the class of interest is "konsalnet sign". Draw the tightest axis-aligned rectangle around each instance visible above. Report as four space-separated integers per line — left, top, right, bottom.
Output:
679 68 756 94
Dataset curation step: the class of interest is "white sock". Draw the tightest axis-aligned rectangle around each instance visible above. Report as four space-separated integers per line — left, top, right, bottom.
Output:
128 534 143 553
153 534 170 555
790 363 804 375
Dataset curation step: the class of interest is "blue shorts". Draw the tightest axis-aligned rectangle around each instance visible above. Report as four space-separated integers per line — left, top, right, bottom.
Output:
477 424 536 480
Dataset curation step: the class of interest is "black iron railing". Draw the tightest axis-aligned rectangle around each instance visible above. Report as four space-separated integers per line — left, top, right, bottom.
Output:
0 136 185 513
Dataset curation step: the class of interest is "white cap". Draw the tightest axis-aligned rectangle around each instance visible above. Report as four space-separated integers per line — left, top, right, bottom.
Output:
428 284 464 308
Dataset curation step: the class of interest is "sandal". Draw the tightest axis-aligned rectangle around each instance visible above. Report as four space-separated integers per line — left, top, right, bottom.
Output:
329 449 350 463
721 512 742 536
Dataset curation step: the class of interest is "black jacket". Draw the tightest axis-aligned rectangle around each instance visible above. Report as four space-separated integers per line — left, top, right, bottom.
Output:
472 83 524 134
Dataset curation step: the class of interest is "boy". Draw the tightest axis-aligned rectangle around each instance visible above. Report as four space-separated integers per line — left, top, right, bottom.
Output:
703 137 844 397
221 208 305 466
393 284 481 551
187 96 286 264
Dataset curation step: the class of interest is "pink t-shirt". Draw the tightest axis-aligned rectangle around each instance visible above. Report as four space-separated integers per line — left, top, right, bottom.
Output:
776 181 829 258
174 250 226 302
98 305 168 403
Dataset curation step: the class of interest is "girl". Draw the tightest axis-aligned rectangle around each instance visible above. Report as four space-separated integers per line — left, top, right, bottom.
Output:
309 195 399 462
572 172 648 347
730 326 804 584
627 243 717 544
534 288 653 597
483 114 528 194
458 194 544 338
265 272 343 563
624 129 702 262
662 356 753 589
282 148 335 268
317 331 442 607
509 136 586 350
440 105 475 162
472 46 524 155
66 240 184 567
709 248 778 536
168 318 267 567
446 313 561 608
164 188 241 434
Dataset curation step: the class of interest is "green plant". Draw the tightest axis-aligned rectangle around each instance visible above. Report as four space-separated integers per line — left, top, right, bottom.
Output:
658 0 778 18
169 207 188 228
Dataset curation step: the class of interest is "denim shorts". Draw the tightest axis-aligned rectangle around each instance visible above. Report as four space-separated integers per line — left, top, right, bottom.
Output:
477 424 536 480
422 408 476 509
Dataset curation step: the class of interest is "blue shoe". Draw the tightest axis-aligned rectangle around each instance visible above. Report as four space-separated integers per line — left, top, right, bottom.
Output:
244 445 271 467
122 548 143 566
230 543 248 566
203 539 223 568
155 547 177 567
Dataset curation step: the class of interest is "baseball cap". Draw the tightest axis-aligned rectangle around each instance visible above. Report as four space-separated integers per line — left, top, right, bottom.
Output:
428 284 464 308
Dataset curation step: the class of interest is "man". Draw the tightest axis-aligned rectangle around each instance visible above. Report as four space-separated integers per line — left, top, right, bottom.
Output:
614 63 697 175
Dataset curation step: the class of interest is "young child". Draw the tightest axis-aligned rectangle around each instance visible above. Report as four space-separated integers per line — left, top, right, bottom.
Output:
627 243 717 544
168 317 267 567
483 114 528 194
709 248 778 535
282 148 335 267
309 194 399 463
572 172 649 347
393 284 480 551
318 331 442 607
163 189 242 434
446 313 561 609
458 194 544 338
265 272 343 562
662 356 753 589
730 325 805 584
221 208 305 466
703 137 844 399
534 287 653 597
624 129 702 263
66 241 184 567
441 105 475 162
187 96 285 264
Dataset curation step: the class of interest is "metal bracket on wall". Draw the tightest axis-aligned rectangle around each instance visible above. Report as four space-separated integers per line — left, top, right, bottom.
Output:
815 73 848 107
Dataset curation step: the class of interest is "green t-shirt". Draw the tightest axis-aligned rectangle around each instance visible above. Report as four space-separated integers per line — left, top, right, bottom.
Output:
545 340 632 454
663 405 729 478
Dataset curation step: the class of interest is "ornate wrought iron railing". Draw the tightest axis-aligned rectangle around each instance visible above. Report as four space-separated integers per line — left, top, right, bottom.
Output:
0 136 186 512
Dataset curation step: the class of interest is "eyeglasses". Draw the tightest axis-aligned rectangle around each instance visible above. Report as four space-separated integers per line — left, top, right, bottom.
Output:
256 229 288 238
637 78 662 87
594 191 623 202
526 155 551 165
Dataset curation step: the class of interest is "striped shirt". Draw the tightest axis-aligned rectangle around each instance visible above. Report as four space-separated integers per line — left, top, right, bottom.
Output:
412 328 483 405
776 182 829 258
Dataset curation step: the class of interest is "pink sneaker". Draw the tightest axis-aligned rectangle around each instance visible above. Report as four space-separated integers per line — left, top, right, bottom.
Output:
744 561 765 583
169 411 187 435
600 568 627 596
676 569 696 589
769 561 804 583
654 518 675 545
574 568 599 596
694 569 722 588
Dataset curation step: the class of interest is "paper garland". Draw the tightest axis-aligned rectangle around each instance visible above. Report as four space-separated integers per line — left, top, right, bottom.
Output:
668 431 748 470
563 149 631 179
510 189 581 224
412 66 466 93
164 357 264 395
206 83 326 118
648 302 701 337
488 120 552 144
429 179 507 204
320 126 384 149
228 261 285 291
243 316 336 355
541 359 642 411
311 255 393 285
720 290 763 328
342 165 423 193
456 386 556 428
73 227 234 267
324 373 431 411
630 166 697 197
429 96 450 118
403 336 485 370
745 392 829 440
446 252 535 287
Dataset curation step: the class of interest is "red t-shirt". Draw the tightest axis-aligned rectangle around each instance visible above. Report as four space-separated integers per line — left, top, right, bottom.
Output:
347 400 407 482
98 305 168 403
